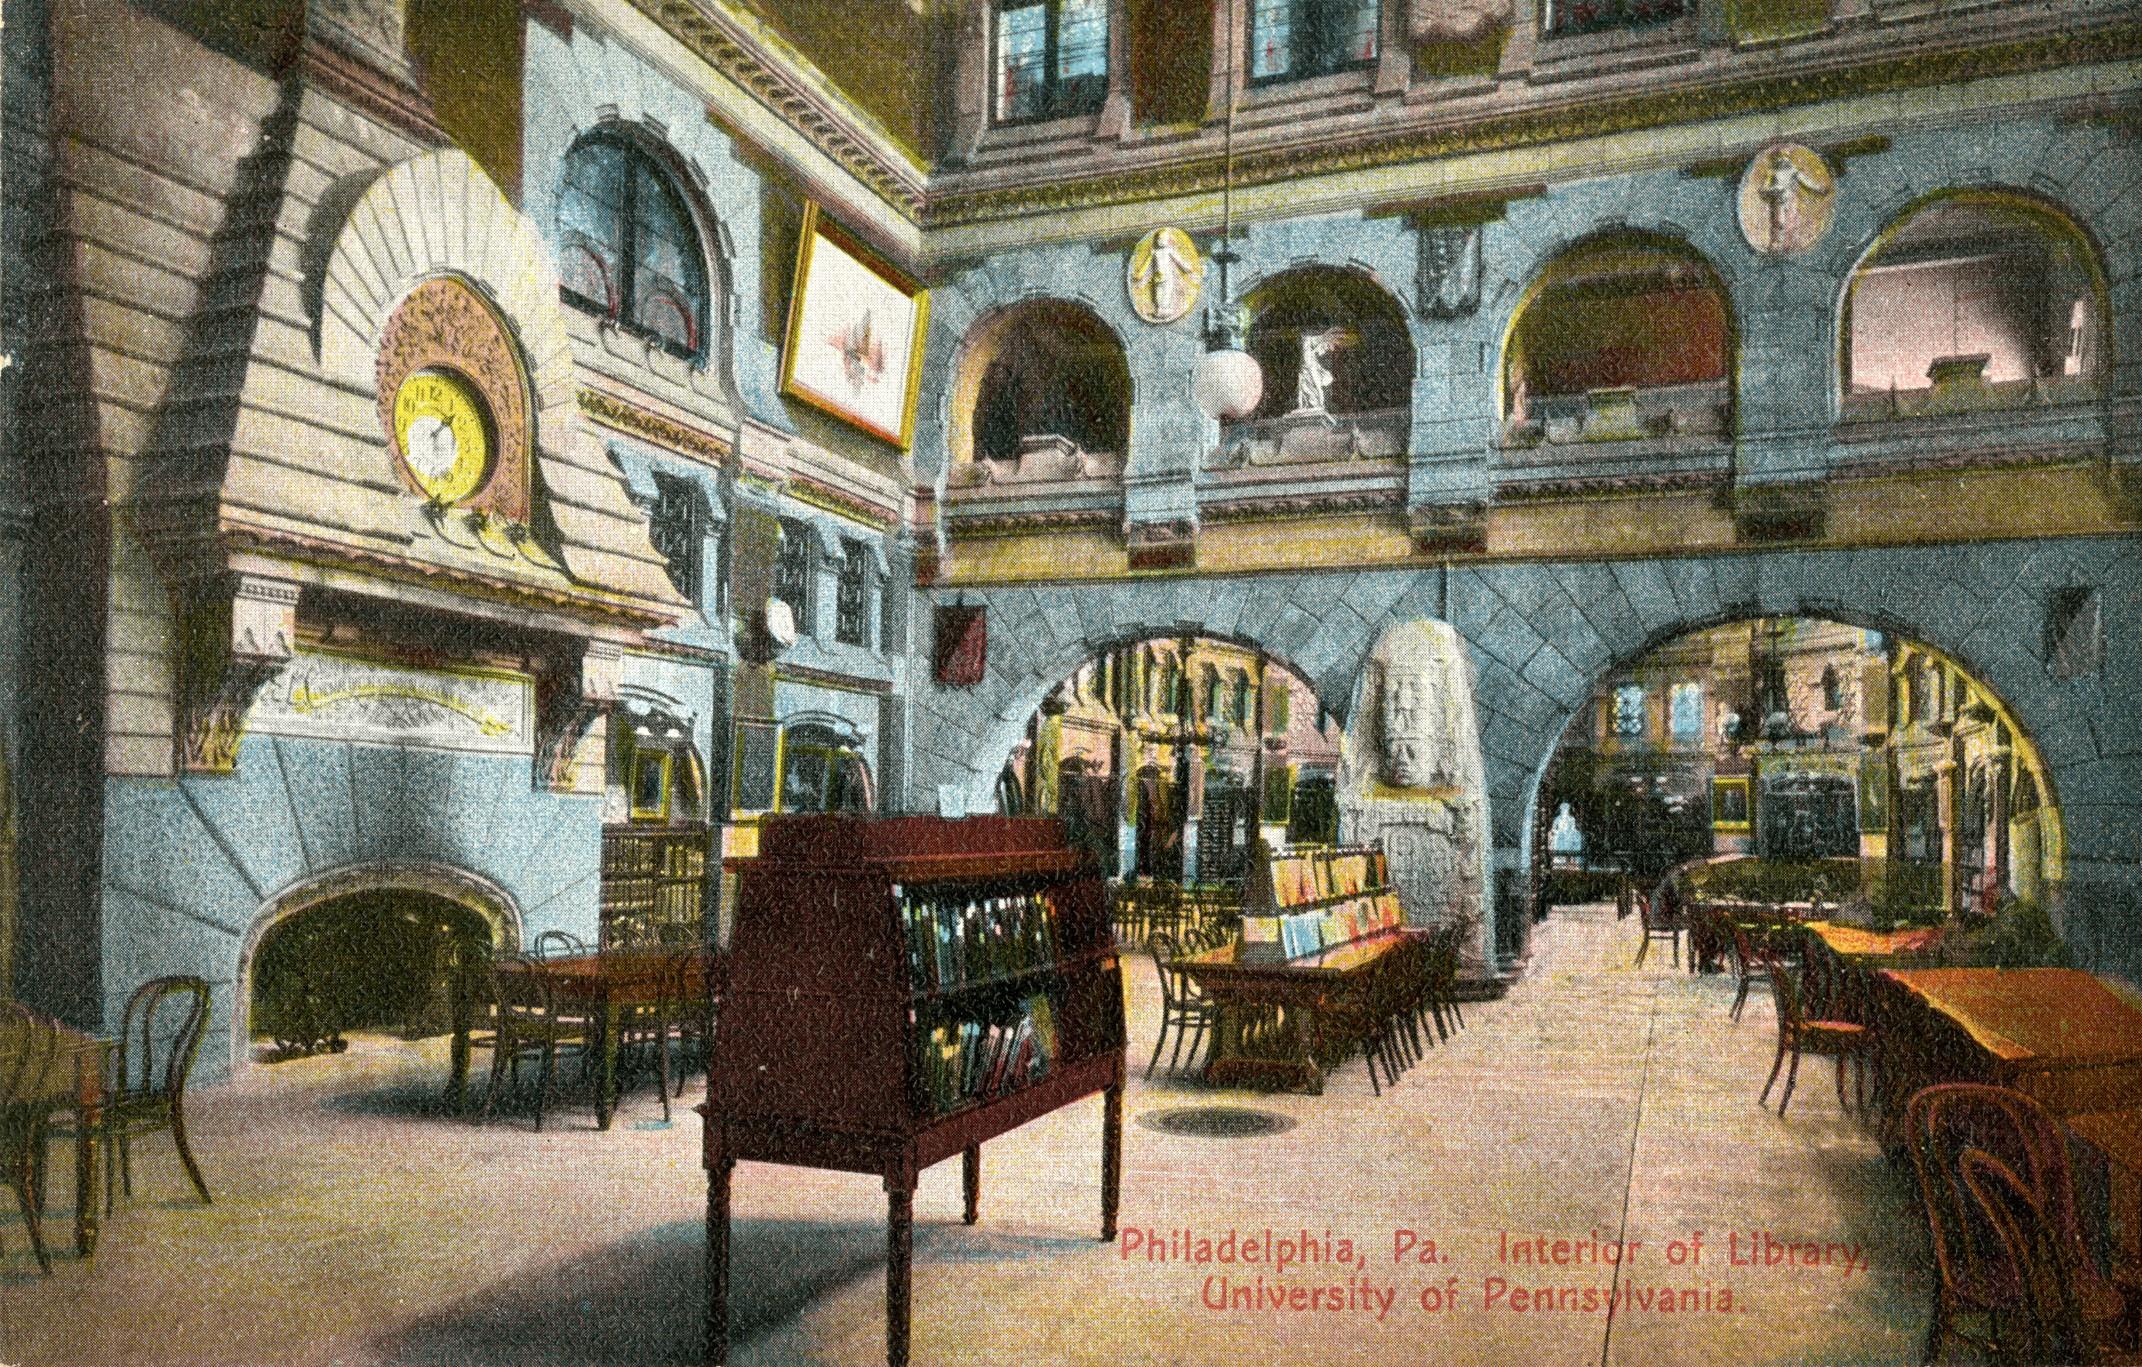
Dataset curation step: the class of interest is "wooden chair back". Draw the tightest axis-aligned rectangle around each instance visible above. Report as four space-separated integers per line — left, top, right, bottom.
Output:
532 929 589 960
114 976 211 1106
1956 1146 2088 1364
1905 1082 2096 1332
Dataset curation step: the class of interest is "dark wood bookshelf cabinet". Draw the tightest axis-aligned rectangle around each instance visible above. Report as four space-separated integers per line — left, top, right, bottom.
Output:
703 814 1127 1367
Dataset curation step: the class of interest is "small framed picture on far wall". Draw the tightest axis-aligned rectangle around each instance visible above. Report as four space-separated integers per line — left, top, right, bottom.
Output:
1712 775 1752 831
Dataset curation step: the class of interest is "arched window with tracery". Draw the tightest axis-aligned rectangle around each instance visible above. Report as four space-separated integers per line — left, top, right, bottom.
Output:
557 132 710 362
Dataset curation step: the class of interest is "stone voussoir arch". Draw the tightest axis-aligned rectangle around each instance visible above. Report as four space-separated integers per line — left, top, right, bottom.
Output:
229 860 525 1076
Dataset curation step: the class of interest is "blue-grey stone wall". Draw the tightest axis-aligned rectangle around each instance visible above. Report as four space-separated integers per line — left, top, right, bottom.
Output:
908 536 2142 979
99 735 603 1081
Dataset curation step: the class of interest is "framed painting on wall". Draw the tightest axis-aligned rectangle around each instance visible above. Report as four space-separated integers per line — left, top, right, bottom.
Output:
1712 775 1752 831
779 202 930 449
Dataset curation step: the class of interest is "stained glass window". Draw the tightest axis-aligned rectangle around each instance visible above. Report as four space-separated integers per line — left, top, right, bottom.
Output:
1613 684 1647 737
1670 682 1703 742
773 518 814 637
995 1 1108 122
557 134 709 361
1249 0 1378 83
835 539 871 647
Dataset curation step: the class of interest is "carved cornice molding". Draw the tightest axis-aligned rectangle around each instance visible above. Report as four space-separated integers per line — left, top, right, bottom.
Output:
176 574 302 776
623 0 928 221
1826 439 2102 480
220 521 678 630
784 473 899 531
1201 487 1407 523
942 505 1119 537
577 388 734 464
294 34 448 148
1494 468 1726 499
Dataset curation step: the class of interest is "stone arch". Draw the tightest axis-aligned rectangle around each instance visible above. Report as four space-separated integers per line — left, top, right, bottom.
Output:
912 539 2141 972
1829 185 2116 417
230 861 524 1076
945 295 1133 472
1493 228 1738 430
1236 263 1416 428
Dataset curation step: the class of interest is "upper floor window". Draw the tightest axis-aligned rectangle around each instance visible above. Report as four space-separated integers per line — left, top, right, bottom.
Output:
648 471 712 607
1669 682 1703 742
557 134 709 362
1543 0 1688 38
1250 0 1378 83
995 0 1108 123
1612 684 1647 738
773 518 815 636
835 538 872 647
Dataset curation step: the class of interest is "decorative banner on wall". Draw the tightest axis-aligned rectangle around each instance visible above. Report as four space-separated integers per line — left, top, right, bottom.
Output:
249 650 532 753
933 605 988 687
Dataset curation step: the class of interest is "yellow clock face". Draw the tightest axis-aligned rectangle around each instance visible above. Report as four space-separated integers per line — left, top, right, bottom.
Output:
392 369 493 504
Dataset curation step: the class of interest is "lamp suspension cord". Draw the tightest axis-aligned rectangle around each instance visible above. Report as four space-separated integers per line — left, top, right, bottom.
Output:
1222 0 1238 248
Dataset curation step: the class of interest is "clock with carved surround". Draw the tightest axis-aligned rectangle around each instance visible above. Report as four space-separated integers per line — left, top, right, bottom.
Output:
375 276 532 523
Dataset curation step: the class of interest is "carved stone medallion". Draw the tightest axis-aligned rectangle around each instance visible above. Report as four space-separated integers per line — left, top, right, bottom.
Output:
1126 227 1205 325
375 276 532 523
1738 143 1837 257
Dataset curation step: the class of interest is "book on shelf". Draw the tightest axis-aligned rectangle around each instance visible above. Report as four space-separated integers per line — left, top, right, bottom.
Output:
916 991 1057 1116
900 889 1062 993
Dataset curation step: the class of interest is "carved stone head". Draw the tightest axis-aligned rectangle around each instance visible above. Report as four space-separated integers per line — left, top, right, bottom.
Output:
1378 635 1450 789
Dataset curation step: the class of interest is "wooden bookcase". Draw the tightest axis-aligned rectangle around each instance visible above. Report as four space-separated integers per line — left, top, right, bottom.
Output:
704 814 1127 1367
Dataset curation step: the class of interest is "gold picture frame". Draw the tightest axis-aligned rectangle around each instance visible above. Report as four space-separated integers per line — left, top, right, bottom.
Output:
779 202 930 450
1712 775 1752 832
629 750 672 822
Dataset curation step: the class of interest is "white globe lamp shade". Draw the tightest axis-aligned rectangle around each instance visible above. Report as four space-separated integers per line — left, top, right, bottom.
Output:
1194 346 1263 422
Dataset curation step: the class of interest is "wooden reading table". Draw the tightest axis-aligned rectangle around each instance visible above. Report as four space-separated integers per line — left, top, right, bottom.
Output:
448 946 711 1130
1179 929 1422 1095
1874 968 2142 1141
0 1014 110 1258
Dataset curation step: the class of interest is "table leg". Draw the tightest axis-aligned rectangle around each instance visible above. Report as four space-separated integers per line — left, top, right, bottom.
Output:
886 1179 915 1367
447 968 472 1112
1298 1005 1325 1097
961 1145 981 1226
1101 1082 1122 1243
1203 1004 1240 1082
705 1154 733 1367
75 1059 102 1258
597 999 622 1131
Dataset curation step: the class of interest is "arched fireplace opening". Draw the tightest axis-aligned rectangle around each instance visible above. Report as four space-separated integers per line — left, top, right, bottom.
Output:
248 890 493 1062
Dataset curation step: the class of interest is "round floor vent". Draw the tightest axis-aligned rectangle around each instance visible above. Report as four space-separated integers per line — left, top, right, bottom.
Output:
1137 1106 1296 1139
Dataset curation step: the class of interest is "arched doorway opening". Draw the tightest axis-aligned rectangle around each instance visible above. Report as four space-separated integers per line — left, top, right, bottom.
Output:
996 634 1340 889
1528 615 2062 925
235 864 521 1073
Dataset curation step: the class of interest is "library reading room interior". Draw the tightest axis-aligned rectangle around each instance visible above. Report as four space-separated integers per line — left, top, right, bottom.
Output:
2 0 2140 1364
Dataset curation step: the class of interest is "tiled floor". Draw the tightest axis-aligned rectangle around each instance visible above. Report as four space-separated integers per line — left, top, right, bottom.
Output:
1 904 1934 1366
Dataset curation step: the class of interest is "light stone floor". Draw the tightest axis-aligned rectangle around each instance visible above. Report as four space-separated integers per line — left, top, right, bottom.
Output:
1 903 1938 1367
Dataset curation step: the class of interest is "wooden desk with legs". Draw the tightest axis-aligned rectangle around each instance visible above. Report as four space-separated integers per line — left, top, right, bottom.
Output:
1179 929 1421 1095
1 1017 110 1259
1875 968 2142 1141
447 947 710 1130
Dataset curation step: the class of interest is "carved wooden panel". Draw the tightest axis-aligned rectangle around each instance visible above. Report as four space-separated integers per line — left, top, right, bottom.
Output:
375 276 533 524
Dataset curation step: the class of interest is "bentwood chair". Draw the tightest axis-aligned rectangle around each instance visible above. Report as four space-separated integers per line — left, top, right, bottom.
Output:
479 956 590 1132
1726 920 1773 1023
1906 1084 2141 1365
56 976 215 1216
1761 962 1868 1117
665 946 718 1099
532 929 590 960
1633 885 1682 968
2 1004 62 1273
1146 932 1217 1079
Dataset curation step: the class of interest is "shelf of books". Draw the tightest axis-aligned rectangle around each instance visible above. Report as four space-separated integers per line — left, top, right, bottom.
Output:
705 814 1126 1367
1240 842 1403 961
